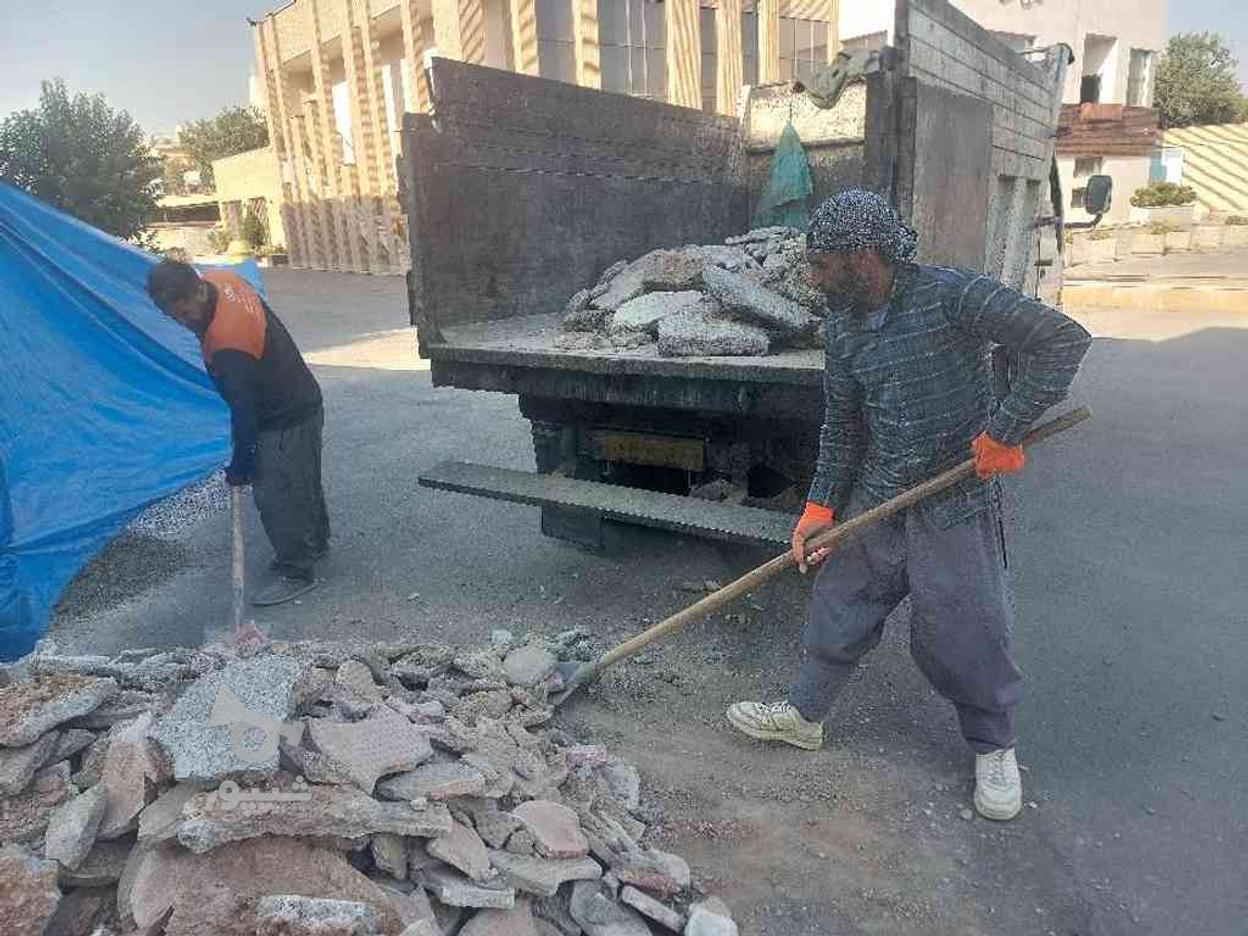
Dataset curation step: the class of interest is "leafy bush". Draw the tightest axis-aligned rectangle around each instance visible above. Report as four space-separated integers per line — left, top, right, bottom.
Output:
241 209 267 250
1130 182 1197 208
1087 228 1117 241
1224 215 1248 226
206 225 231 253
1149 222 1180 235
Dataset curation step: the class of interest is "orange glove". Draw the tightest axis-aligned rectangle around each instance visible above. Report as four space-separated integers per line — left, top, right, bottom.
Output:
792 502 835 574
973 431 1026 479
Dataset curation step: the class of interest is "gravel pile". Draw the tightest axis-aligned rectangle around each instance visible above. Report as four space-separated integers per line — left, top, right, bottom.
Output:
127 470 229 540
0 631 739 936
557 227 828 358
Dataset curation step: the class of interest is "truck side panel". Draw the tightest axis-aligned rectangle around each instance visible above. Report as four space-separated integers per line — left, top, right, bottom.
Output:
404 60 749 355
901 80 995 272
741 81 871 217
895 0 1067 294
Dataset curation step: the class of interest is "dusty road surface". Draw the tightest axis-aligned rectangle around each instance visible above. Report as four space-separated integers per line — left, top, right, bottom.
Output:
53 270 1246 935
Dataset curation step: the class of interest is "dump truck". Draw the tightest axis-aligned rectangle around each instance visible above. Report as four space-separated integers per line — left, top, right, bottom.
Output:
405 0 1095 549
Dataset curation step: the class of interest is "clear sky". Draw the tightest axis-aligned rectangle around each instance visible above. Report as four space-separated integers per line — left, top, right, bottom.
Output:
0 0 268 136
0 0 1246 137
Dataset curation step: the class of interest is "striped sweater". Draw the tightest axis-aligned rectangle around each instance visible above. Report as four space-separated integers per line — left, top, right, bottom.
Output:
808 264 1091 526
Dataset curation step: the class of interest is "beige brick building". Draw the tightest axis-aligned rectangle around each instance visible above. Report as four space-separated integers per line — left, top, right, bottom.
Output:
251 0 841 273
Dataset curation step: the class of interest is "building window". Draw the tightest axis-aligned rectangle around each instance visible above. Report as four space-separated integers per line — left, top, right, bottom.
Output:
738 11 830 87
840 32 886 56
779 17 828 85
1071 186 1087 210
1127 49 1153 107
1074 156 1103 178
331 81 355 165
701 6 717 113
742 9 759 86
537 0 576 84
1080 34 1117 104
599 0 666 100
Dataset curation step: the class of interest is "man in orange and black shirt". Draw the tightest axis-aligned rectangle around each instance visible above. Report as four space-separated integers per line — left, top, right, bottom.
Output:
147 260 329 606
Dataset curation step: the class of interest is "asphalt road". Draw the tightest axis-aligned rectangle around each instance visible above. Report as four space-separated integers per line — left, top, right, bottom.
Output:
51 269 1246 934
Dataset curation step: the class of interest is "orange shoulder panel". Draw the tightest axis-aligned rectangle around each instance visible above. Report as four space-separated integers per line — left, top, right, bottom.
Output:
201 269 266 362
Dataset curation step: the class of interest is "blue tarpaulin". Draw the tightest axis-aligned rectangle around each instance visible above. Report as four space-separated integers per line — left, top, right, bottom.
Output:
0 181 261 660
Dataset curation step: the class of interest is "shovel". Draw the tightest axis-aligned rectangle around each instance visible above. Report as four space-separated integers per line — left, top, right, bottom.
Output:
550 406 1091 706
230 487 268 649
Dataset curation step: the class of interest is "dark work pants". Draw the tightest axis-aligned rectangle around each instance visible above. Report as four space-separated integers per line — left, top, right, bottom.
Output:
253 408 330 580
788 496 1021 753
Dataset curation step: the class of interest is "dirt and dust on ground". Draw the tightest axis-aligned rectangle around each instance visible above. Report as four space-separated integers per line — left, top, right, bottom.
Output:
550 567 1103 936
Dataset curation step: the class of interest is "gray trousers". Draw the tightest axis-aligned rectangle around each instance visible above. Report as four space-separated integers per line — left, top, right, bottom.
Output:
788 496 1021 753
253 408 330 580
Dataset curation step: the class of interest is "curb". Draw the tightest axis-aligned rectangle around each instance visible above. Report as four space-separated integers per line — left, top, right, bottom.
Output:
1062 283 1248 314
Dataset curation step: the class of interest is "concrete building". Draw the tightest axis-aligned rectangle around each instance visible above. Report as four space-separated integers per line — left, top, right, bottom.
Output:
213 145 289 251
840 0 1167 224
251 0 841 273
149 194 222 257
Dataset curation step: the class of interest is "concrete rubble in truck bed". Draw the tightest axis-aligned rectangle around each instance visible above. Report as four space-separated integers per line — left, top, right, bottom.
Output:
558 227 828 358
0 634 738 935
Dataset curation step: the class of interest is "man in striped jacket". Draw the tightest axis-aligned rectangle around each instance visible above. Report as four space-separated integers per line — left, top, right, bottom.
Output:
727 190 1091 821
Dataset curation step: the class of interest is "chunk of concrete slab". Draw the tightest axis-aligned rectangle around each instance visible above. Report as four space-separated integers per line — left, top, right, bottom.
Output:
511 801 589 860
44 784 107 870
656 300 770 358
502 645 559 688
607 292 704 338
684 897 738 936
702 265 819 337
0 844 61 936
175 780 453 854
57 840 130 888
460 897 540 936
428 820 493 882
255 895 380 936
377 761 487 802
307 706 434 794
620 886 685 932
150 656 302 784
490 849 603 898
0 732 61 796
97 712 170 840
416 864 516 909
0 676 117 747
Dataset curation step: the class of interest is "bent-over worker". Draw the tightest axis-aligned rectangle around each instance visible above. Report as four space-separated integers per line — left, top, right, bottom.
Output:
146 260 329 607
727 190 1091 821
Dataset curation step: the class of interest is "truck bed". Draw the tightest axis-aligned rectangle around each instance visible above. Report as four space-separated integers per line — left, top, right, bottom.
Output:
431 313 824 386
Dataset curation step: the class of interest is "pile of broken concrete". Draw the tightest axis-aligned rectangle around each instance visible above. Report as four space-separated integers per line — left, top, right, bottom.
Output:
0 631 738 936
558 227 827 358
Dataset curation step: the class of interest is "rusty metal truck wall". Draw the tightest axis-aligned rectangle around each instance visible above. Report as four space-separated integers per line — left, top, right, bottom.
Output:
404 60 750 352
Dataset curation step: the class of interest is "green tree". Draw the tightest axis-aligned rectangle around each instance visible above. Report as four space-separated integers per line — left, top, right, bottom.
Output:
1155 33 1247 129
178 106 269 189
0 79 160 241
241 207 267 250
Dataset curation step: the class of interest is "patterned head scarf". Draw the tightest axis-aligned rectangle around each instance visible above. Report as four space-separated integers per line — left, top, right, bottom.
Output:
805 190 918 264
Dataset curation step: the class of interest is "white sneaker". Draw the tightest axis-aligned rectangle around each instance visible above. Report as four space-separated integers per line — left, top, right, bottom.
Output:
974 747 1022 820
726 701 823 751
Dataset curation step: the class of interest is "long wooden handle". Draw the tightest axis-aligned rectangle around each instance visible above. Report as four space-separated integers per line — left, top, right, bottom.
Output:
595 406 1091 672
231 487 246 633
